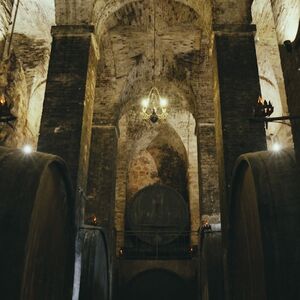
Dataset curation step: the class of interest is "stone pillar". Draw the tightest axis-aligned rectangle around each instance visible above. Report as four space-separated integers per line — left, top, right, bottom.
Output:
86 125 119 230
278 33 300 165
196 38 221 225
196 123 220 223
214 24 267 226
38 25 99 193
213 24 267 300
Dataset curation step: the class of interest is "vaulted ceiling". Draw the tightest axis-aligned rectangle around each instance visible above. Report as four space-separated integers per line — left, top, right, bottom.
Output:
94 0 203 123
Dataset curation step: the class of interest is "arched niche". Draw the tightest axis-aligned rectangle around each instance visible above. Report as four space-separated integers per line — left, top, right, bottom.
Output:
127 123 189 201
115 108 200 250
124 269 189 300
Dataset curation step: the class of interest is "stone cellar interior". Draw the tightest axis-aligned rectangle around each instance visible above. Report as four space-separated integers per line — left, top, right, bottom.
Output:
0 0 300 299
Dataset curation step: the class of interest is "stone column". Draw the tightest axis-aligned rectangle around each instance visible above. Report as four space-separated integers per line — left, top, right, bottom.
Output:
196 38 221 225
38 25 99 194
213 24 267 300
278 35 300 165
86 124 119 230
214 24 267 226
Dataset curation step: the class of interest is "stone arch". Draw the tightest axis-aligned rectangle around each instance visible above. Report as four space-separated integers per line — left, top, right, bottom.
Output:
115 109 200 249
124 268 189 300
93 0 209 37
92 0 202 124
54 0 212 32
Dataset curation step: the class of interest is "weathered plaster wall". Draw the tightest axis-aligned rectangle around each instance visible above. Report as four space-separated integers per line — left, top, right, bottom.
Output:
0 0 55 147
252 0 293 149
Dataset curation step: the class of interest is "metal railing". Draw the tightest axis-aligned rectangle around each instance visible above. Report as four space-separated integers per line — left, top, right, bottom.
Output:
117 230 199 260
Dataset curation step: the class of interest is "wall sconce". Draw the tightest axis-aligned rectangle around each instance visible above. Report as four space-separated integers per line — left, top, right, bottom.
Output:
0 93 17 128
250 96 300 129
85 214 99 226
253 96 274 118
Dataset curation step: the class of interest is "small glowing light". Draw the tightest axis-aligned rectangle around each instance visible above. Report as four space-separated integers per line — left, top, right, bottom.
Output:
160 98 168 107
0 95 6 105
141 98 149 108
22 144 33 154
272 142 282 152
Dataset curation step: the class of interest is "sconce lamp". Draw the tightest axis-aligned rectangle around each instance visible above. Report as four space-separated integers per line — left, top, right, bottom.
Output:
253 96 274 118
250 96 300 129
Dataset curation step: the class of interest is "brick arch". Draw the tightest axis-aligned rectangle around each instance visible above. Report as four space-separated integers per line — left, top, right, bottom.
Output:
127 123 189 200
55 0 211 31
115 110 200 243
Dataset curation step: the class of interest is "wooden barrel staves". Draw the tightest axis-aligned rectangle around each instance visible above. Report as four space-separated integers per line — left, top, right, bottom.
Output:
229 149 300 300
76 226 110 300
0 146 75 300
127 184 189 245
200 224 224 300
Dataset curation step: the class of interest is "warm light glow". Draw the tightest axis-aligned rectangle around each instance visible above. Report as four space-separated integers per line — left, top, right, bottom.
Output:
160 97 168 107
141 98 149 108
272 142 282 152
140 87 168 122
22 144 33 154
0 95 6 106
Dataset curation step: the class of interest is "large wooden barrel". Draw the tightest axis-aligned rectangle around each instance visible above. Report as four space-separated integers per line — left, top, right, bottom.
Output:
0 146 75 300
200 224 224 300
229 149 300 300
127 184 189 245
76 226 110 300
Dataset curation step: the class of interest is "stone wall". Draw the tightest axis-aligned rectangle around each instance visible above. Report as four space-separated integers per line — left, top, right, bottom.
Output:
0 0 54 147
252 0 293 149
279 27 300 163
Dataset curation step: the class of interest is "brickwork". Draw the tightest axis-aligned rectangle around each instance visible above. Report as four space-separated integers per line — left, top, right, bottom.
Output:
127 150 159 200
212 0 253 26
214 25 267 225
38 25 98 190
196 37 221 224
278 29 300 164
86 125 119 230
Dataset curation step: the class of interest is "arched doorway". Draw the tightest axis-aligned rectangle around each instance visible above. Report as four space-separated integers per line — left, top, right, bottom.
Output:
124 269 189 300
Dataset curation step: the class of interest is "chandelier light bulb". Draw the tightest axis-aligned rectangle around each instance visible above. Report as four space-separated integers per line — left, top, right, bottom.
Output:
160 98 168 107
141 98 149 108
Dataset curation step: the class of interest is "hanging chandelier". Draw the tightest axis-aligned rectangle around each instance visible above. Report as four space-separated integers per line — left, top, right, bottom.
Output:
141 87 168 123
140 0 168 123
